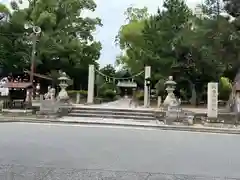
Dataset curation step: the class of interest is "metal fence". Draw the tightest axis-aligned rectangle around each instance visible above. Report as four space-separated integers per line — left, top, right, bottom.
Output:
0 164 239 180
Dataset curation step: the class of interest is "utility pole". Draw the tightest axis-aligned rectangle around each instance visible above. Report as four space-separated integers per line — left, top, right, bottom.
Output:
24 25 41 103
30 33 37 85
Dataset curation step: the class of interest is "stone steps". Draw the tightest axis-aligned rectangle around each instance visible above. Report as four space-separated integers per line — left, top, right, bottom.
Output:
69 113 156 120
68 107 162 121
71 109 154 115
71 106 161 113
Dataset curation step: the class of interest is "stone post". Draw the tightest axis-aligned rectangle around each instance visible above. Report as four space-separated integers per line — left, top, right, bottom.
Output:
157 96 162 108
144 66 151 107
50 88 56 101
207 82 218 120
25 88 32 108
35 83 40 100
76 92 80 104
87 64 95 104
40 94 44 101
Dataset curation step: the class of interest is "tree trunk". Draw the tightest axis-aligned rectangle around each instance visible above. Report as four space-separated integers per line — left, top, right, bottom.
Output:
189 83 197 106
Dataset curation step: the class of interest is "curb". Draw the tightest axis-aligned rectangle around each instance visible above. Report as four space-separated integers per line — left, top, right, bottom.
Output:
1 118 240 134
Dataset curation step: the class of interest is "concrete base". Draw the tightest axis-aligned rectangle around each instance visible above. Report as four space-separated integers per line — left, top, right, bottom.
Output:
2 109 33 113
68 106 161 121
1 109 34 117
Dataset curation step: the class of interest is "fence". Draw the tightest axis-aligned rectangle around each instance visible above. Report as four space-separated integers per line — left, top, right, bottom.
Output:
0 164 238 180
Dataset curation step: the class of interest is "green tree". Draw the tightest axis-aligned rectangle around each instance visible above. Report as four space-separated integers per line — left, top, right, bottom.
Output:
124 6 149 22
0 3 31 72
201 0 222 17
221 0 240 86
0 0 102 90
115 0 238 104
115 6 149 74
100 64 116 77
223 0 240 17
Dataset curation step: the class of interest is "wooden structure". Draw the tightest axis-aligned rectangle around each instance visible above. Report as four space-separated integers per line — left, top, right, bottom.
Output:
117 81 137 88
0 71 52 109
24 71 53 96
116 70 138 96
24 71 52 80
3 82 32 109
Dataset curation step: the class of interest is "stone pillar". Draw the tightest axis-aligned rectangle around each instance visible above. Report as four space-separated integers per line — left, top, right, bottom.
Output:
25 88 32 108
50 88 56 101
157 96 162 108
35 83 40 100
87 64 95 104
76 92 80 104
144 66 151 107
25 89 31 102
207 82 218 119
40 94 44 101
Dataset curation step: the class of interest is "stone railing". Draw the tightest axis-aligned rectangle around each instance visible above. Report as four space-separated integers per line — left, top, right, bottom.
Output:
153 108 240 126
37 95 72 119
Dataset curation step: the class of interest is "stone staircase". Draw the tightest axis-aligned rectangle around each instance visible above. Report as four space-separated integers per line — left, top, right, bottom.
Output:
68 106 163 121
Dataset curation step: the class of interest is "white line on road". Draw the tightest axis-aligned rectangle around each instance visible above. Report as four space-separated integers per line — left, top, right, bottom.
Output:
5 122 239 136
7 122 157 131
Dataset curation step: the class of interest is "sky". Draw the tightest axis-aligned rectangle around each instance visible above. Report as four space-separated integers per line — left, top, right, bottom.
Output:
91 0 202 67
0 0 202 67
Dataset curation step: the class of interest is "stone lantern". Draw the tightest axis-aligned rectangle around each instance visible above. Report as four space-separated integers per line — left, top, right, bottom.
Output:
57 72 69 102
163 76 177 106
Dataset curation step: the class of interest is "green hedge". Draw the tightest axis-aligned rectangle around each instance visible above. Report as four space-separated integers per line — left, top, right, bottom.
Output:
67 90 88 103
135 91 144 101
67 89 117 104
67 90 88 97
103 89 116 100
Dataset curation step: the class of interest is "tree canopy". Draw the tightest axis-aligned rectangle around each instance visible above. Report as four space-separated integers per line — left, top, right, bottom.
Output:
0 0 102 89
115 0 240 103
1 0 240 103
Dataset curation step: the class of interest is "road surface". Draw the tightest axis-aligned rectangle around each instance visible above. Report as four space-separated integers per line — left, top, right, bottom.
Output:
0 123 239 179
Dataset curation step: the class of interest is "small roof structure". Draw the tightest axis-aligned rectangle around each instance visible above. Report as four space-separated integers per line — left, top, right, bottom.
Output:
4 82 32 89
117 81 137 88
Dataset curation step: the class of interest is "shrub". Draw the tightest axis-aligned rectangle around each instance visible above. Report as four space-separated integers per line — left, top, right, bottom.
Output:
135 91 144 101
103 89 116 100
219 77 232 101
67 90 88 99
98 83 117 95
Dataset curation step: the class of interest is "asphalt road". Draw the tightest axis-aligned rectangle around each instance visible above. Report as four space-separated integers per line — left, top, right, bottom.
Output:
0 123 239 180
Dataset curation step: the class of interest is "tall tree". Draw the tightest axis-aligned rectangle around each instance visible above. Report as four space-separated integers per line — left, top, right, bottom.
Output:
115 6 149 73
100 64 116 77
0 3 30 73
115 0 238 103
136 0 194 90
202 0 222 17
223 0 240 17
0 0 102 89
